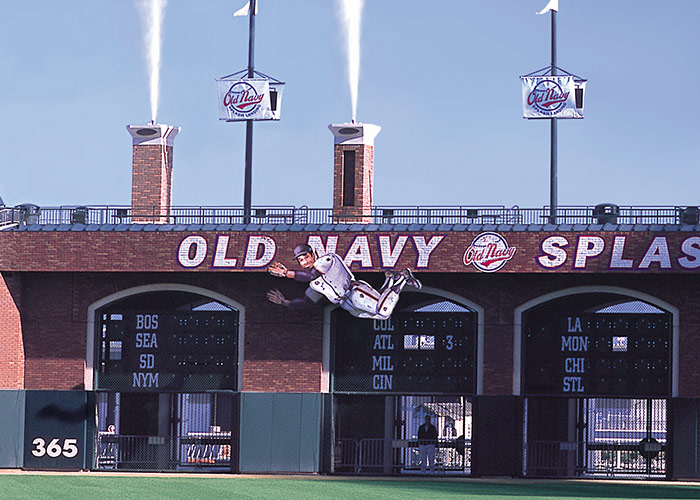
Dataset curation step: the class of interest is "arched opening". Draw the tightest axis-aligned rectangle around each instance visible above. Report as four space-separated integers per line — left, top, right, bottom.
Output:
330 289 479 475
90 288 241 472
518 290 673 478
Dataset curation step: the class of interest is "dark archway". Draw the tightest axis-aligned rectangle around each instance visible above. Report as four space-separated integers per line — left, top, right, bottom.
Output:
520 292 671 478
92 290 240 472
330 291 477 475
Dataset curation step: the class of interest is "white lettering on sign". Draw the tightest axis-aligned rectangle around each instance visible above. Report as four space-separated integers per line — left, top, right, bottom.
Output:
679 237 700 269
378 235 409 268
170 233 700 272
135 333 159 348
213 235 238 268
243 235 276 268
561 336 588 352
537 235 569 268
344 235 373 268
178 235 207 268
574 236 605 269
537 234 700 271
31 438 79 458
176 233 447 270
638 236 672 269
307 235 339 258
132 372 159 388
610 236 634 269
412 235 444 268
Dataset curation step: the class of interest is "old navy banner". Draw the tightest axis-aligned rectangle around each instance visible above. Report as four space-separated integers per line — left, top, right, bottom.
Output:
521 75 583 119
4 231 700 273
216 78 281 121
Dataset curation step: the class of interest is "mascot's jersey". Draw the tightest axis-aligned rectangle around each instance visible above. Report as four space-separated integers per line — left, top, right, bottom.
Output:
308 253 354 304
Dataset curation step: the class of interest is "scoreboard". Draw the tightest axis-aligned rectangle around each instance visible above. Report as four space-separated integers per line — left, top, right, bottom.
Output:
97 310 239 391
333 311 477 394
523 313 670 397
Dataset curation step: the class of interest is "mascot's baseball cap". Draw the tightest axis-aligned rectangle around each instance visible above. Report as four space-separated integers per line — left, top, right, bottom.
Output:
293 243 313 259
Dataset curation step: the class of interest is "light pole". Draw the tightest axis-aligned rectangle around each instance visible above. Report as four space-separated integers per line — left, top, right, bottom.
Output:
243 0 257 224
549 8 558 224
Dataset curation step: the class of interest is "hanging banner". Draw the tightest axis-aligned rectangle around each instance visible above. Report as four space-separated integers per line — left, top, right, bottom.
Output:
521 75 583 119
216 78 282 121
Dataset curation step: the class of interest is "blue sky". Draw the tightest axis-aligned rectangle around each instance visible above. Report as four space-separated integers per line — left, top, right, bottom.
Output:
1 0 698 210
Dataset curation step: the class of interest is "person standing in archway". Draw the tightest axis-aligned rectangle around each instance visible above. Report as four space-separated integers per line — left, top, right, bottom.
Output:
418 415 438 474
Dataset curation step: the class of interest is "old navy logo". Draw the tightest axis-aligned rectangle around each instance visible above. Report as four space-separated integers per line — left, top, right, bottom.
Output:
223 82 265 115
528 79 569 115
463 232 516 272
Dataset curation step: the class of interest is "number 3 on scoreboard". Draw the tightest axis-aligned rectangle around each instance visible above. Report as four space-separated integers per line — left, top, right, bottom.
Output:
31 437 79 458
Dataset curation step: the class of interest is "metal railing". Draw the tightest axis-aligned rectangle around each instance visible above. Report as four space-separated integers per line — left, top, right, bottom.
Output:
0 207 18 229
95 433 232 471
334 438 471 475
3 204 698 227
524 440 665 478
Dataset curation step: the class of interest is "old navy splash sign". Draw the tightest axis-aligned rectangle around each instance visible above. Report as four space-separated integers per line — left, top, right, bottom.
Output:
464 232 517 272
223 81 265 118
527 79 570 116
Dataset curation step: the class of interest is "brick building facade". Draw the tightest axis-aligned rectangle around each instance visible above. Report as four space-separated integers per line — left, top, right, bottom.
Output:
1 123 699 476
0 223 699 476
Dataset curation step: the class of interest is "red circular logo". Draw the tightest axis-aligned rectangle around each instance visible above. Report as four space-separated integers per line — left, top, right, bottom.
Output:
463 232 517 272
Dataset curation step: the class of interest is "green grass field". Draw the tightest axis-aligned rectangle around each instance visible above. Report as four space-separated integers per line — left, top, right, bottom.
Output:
2 476 700 500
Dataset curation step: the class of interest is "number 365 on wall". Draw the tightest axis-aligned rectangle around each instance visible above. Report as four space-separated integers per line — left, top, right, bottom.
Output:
31 438 79 458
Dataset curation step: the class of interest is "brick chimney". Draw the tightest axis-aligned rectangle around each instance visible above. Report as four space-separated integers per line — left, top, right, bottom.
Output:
328 123 381 223
127 124 180 223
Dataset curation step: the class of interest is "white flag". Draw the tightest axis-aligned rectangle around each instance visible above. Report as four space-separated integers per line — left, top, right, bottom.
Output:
536 0 558 14
233 0 258 17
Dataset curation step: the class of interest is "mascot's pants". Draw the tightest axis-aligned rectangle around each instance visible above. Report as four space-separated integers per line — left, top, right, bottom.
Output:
339 281 400 320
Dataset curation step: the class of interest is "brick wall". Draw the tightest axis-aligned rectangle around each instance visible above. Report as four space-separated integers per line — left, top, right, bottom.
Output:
333 144 374 223
0 273 24 388
3 229 700 395
15 271 326 392
4 230 699 274
6 267 700 396
131 144 173 223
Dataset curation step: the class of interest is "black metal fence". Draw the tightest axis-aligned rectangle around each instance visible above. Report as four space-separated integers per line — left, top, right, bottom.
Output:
95 392 234 472
525 440 665 478
3 204 698 227
96 434 232 471
525 398 666 478
333 394 472 475
334 438 471 475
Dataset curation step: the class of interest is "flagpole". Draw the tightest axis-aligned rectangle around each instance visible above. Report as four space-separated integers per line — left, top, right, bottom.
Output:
549 8 558 224
243 0 256 224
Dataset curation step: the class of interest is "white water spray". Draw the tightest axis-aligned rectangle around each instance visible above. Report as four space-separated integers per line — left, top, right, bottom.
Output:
339 0 363 123
136 0 167 124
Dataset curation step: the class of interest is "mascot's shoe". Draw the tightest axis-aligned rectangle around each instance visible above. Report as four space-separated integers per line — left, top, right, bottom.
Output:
382 270 398 290
402 268 422 289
